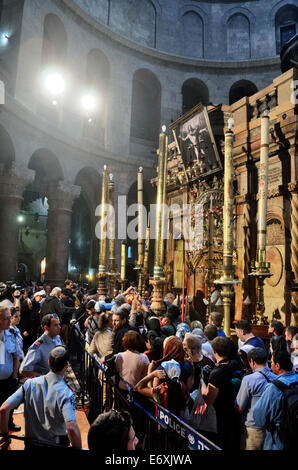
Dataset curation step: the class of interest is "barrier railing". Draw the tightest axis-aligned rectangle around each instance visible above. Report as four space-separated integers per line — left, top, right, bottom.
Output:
69 324 221 451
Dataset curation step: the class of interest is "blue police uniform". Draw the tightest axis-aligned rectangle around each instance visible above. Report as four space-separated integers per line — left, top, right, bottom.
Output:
20 332 62 376
9 326 23 360
0 329 19 424
6 371 76 446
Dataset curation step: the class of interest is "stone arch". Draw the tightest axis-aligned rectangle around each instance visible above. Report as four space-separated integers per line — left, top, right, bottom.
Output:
41 13 68 68
227 13 251 59
229 79 258 105
180 11 204 58
83 48 110 141
274 3 298 53
130 68 161 143
182 78 209 114
0 123 15 169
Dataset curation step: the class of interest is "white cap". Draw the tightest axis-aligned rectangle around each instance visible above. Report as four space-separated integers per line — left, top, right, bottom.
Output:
34 290 46 298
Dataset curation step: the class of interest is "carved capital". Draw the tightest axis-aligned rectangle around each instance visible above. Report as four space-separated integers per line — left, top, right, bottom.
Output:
0 162 35 199
47 180 81 212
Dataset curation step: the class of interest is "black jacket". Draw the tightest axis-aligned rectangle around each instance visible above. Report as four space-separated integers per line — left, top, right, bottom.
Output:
40 296 75 323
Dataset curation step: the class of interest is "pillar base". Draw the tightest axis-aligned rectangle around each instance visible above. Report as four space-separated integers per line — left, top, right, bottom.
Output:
97 268 108 296
149 278 167 316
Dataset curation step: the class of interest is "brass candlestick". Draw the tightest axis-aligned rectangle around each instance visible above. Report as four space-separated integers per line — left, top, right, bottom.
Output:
249 110 272 324
97 165 108 295
107 173 117 297
214 118 239 337
206 206 215 321
150 126 167 316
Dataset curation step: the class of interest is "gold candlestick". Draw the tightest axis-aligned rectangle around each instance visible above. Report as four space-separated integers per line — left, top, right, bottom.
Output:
214 118 239 337
142 225 151 296
108 173 117 297
97 165 108 295
249 110 272 324
206 206 215 321
120 240 127 283
150 126 167 315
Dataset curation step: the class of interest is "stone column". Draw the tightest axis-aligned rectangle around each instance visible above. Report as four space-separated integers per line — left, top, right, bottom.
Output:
0 163 35 281
45 181 81 286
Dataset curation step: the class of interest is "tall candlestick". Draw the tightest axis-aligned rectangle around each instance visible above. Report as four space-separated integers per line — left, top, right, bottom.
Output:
176 238 184 289
120 240 127 281
257 110 270 259
108 173 116 296
137 167 144 267
153 128 167 278
98 165 108 295
99 166 108 268
142 225 151 296
214 117 239 336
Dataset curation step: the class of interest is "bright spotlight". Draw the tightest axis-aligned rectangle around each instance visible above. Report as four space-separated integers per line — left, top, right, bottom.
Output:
81 94 97 111
17 215 24 223
1 34 9 45
45 73 65 96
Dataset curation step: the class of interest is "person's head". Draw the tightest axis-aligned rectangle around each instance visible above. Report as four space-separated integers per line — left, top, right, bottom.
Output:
114 295 126 307
49 345 70 374
135 312 145 328
11 308 21 326
235 320 252 341
148 317 162 335
161 312 173 327
158 335 185 365
247 347 268 371
204 324 218 342
112 310 126 331
50 287 61 298
167 304 180 321
211 336 231 361
190 320 203 331
23 287 33 299
64 279 73 290
45 285 51 295
268 320 284 337
33 290 46 303
98 311 113 330
41 313 60 338
285 326 298 343
0 307 11 332
165 293 175 304
86 300 96 315
209 312 224 329
238 344 255 372
88 410 138 452
270 335 288 355
122 330 144 352
183 333 202 358
271 349 293 375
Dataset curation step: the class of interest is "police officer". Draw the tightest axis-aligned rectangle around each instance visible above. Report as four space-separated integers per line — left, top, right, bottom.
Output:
0 307 21 433
20 313 62 378
0 345 82 450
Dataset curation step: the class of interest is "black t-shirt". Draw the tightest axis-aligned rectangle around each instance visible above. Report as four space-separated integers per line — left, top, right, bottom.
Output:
192 356 215 390
208 361 234 424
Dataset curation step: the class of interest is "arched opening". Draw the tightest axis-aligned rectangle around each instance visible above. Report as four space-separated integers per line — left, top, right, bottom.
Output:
227 13 251 59
18 150 64 280
130 69 161 143
83 49 110 143
182 78 209 114
41 14 68 68
229 79 258 105
180 11 204 58
70 167 101 284
275 5 298 54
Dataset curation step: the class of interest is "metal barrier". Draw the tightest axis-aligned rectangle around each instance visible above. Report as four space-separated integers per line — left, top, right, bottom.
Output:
69 324 221 451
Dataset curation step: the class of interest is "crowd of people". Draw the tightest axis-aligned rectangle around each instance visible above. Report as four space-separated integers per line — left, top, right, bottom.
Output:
0 279 297 452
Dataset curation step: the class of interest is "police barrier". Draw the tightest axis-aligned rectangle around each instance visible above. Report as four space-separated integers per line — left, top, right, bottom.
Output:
68 324 221 451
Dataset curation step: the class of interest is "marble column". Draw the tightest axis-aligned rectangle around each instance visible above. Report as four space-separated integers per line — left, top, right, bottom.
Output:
0 162 35 281
45 180 81 286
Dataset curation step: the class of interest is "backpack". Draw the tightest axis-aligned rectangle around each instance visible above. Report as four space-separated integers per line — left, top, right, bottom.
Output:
272 379 298 450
